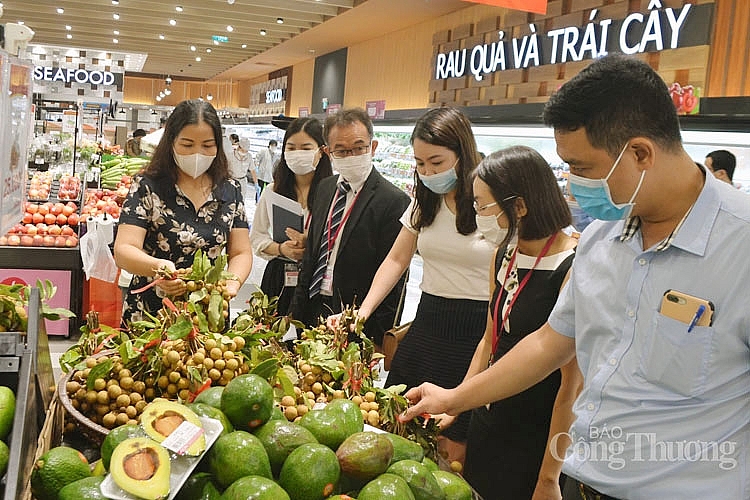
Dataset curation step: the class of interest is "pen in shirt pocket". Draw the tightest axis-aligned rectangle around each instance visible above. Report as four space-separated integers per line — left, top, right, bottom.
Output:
687 304 706 333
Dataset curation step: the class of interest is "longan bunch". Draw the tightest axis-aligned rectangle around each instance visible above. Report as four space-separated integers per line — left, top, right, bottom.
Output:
353 391 380 427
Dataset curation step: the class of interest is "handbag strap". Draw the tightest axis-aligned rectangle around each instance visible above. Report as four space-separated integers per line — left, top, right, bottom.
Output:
392 268 410 328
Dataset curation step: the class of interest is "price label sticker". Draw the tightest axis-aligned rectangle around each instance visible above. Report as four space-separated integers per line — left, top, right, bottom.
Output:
160 420 205 456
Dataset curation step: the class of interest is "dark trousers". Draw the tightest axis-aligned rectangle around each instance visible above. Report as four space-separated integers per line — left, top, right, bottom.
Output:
562 478 622 500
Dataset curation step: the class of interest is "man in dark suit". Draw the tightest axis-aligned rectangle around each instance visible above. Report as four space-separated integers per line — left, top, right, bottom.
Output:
290 108 410 346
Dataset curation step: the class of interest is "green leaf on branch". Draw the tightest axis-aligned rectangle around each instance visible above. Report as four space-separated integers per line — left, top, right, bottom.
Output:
166 316 194 340
86 359 113 390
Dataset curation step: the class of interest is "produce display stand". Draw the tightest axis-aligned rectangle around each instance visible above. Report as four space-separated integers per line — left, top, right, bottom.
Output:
0 288 56 500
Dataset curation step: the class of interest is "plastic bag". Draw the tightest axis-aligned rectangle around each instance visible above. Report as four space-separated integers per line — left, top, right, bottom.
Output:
80 221 118 283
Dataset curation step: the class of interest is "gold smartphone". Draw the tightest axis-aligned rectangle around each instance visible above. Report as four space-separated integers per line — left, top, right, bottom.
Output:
660 290 714 327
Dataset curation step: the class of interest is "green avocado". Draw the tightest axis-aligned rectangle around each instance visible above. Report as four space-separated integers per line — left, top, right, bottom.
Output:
336 432 394 482
383 433 424 464
387 459 445 500
193 386 224 409
432 470 473 500
31 446 92 500
186 403 233 436
100 424 147 470
0 440 8 477
209 431 272 488
357 473 416 500
110 438 171 500
421 457 439 472
328 496 357 500
221 475 290 500
58 476 107 500
253 419 318 476
140 401 206 456
298 399 363 450
0 386 16 441
221 374 274 431
268 406 286 421
175 472 221 500
278 443 340 500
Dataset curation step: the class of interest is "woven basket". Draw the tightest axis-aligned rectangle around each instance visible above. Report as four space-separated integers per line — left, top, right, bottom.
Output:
57 365 111 446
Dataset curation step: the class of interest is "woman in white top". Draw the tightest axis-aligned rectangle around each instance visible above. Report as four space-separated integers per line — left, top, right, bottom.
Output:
250 117 333 315
355 107 494 463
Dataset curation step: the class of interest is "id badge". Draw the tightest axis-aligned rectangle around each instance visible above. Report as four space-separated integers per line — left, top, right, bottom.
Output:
284 263 299 287
320 264 334 296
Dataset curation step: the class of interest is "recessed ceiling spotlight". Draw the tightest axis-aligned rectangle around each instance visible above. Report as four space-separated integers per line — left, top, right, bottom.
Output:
169 19 177 26
113 38 119 44
195 56 201 62
241 44 247 48
227 0 235 4
175 6 183 12
159 34 165 40
56 7 64 14
113 30 119 35
164 88 172 95
165 76 172 84
207 93 213 101
113 13 120 20
156 96 162 102
18 21 24 25
213 40 219 45
65 25 72 30
226 25 234 32
276 18 284 24
260 29 266 36
112 0 119 4
190 45 196 51
66 34 72 39
206 48 212 53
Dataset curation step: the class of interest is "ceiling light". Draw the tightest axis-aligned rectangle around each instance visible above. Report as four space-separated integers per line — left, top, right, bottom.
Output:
206 48 212 53
165 76 172 84
113 38 119 44
159 34 165 40
66 34 72 39
65 25 71 30
112 0 119 4
241 44 247 48
18 21 24 25
213 40 219 45
260 29 266 36
169 19 177 26
56 7 64 14
227 0 235 4
226 25 233 32
276 18 284 24
195 56 201 62
207 93 213 101
113 30 119 35
156 96 162 102
164 88 172 95
190 45 196 51
175 6 183 12
113 13 120 20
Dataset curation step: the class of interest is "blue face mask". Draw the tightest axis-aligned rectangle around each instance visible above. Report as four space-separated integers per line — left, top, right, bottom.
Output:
568 144 645 221
418 162 458 194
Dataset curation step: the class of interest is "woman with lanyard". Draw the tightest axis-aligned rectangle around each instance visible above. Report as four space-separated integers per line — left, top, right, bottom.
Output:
340 107 495 464
250 117 333 315
450 146 582 500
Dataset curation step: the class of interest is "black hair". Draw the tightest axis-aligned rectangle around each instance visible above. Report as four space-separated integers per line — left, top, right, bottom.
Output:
133 129 147 138
273 117 333 210
410 107 480 235
543 54 682 157
324 108 373 143
230 133 240 143
706 150 736 181
268 140 278 147
475 146 571 247
143 99 229 186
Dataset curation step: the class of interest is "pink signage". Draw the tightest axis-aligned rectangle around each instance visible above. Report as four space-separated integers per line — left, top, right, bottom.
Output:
366 100 386 120
0 268 72 336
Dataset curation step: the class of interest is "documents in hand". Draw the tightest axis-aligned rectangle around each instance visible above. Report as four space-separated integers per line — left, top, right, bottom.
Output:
266 189 304 243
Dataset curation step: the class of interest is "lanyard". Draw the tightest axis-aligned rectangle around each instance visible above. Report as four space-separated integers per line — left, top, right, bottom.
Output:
491 232 558 361
304 212 312 231
325 188 361 257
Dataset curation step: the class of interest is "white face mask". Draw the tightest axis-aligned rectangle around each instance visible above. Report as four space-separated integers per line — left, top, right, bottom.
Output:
174 151 216 178
284 149 318 176
476 213 509 245
332 153 371 185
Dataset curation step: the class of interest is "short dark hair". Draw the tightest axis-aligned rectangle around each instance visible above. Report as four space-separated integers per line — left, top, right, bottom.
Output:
273 117 334 210
324 108 373 143
159 117 167 126
543 55 682 157
410 107 480 235
268 140 278 147
133 129 147 138
475 146 571 246
706 150 736 180
143 99 229 186
230 133 240 143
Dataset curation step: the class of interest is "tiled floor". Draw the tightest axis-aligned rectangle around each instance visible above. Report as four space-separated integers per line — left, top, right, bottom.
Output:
49 192 422 382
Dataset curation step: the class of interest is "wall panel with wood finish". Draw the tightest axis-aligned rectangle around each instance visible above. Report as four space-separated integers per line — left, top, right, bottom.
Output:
706 0 750 96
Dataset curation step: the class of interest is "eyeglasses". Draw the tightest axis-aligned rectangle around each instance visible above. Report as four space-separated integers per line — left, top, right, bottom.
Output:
473 201 498 213
329 144 371 159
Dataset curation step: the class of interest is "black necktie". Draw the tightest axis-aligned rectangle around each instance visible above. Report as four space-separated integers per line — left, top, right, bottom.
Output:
309 181 350 298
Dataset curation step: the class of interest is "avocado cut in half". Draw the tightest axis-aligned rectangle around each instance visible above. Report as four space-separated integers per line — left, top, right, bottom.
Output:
140 400 206 456
110 437 171 500
101 424 147 470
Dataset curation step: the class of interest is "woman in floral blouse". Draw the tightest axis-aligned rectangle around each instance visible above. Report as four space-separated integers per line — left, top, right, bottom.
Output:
114 99 252 324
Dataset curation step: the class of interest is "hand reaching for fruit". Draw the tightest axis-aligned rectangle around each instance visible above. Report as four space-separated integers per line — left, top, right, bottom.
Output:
398 382 455 423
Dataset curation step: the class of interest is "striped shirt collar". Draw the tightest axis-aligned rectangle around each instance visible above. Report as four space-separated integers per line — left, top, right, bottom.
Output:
619 202 695 252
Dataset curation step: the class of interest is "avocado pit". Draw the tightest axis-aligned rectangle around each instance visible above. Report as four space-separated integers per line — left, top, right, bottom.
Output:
152 411 185 437
123 448 159 481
